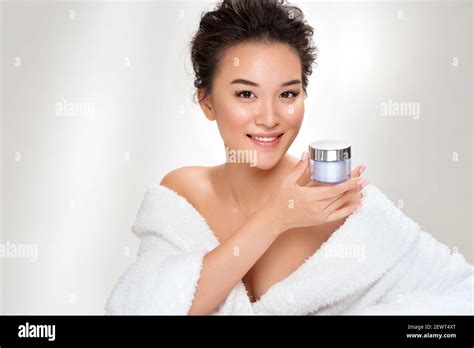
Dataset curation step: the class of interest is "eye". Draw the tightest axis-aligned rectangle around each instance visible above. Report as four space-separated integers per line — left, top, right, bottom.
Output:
280 90 300 99
234 90 256 99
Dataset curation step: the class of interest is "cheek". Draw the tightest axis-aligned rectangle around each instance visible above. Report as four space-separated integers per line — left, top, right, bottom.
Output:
281 99 304 127
213 98 251 142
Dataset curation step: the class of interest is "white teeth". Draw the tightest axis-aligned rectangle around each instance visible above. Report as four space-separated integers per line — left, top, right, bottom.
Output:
253 136 277 142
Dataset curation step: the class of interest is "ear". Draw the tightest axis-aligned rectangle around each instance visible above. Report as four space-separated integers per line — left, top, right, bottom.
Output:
197 89 216 121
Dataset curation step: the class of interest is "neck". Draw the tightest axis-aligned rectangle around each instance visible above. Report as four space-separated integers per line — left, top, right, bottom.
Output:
221 154 292 216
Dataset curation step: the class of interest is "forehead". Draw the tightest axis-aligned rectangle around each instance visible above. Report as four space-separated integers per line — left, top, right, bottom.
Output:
215 41 302 86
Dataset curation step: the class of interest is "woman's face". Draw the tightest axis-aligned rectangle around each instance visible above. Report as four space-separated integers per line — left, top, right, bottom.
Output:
198 42 305 170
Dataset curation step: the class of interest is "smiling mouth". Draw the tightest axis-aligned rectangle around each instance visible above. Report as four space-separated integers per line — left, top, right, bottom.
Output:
246 133 284 142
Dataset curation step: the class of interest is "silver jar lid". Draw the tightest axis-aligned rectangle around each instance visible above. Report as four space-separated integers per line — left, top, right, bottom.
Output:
309 140 351 161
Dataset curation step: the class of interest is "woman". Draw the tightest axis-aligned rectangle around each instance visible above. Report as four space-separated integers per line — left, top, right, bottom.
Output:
105 0 473 315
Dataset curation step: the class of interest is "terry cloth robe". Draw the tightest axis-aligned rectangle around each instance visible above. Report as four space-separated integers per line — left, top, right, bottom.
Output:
104 183 474 315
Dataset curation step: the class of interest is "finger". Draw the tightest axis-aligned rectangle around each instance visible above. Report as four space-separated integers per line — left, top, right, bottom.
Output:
307 177 366 200
351 165 362 178
326 201 363 222
324 187 363 211
290 151 309 185
351 164 365 178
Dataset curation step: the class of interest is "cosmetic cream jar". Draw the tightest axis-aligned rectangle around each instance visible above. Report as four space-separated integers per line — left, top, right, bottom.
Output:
309 140 351 184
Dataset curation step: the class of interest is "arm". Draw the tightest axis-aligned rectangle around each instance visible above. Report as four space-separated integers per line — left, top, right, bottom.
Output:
104 213 281 315
188 207 282 314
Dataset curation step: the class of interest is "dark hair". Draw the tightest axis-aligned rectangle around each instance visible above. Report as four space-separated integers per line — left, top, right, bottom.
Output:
190 0 318 103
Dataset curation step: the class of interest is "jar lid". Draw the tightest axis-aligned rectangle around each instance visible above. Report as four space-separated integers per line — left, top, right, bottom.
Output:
309 140 351 161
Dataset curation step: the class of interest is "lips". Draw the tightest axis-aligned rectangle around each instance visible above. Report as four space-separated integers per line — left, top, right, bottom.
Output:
246 132 284 148
246 132 284 142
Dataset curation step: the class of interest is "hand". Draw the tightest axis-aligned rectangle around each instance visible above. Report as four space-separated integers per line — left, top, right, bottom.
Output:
262 152 368 233
306 163 367 214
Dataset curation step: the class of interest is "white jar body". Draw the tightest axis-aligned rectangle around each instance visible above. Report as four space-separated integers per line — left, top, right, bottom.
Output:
310 158 351 184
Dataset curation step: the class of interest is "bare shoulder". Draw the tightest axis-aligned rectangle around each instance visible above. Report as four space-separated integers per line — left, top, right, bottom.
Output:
159 166 214 203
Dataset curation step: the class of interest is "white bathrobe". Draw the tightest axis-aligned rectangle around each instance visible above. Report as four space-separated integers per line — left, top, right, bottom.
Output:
104 183 473 315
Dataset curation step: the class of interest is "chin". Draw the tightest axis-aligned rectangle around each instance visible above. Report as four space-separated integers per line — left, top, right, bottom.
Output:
253 152 284 170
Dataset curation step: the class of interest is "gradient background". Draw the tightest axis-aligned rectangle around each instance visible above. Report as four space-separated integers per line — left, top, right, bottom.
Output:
1 0 472 314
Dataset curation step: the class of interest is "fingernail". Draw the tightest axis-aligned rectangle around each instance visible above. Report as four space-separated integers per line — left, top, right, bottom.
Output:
360 165 366 174
301 151 307 161
357 178 368 187
356 202 363 209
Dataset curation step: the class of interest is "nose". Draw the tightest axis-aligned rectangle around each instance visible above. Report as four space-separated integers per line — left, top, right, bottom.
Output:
254 99 280 128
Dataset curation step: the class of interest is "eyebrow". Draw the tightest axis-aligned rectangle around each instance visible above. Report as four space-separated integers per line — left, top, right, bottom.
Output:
230 78 301 87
